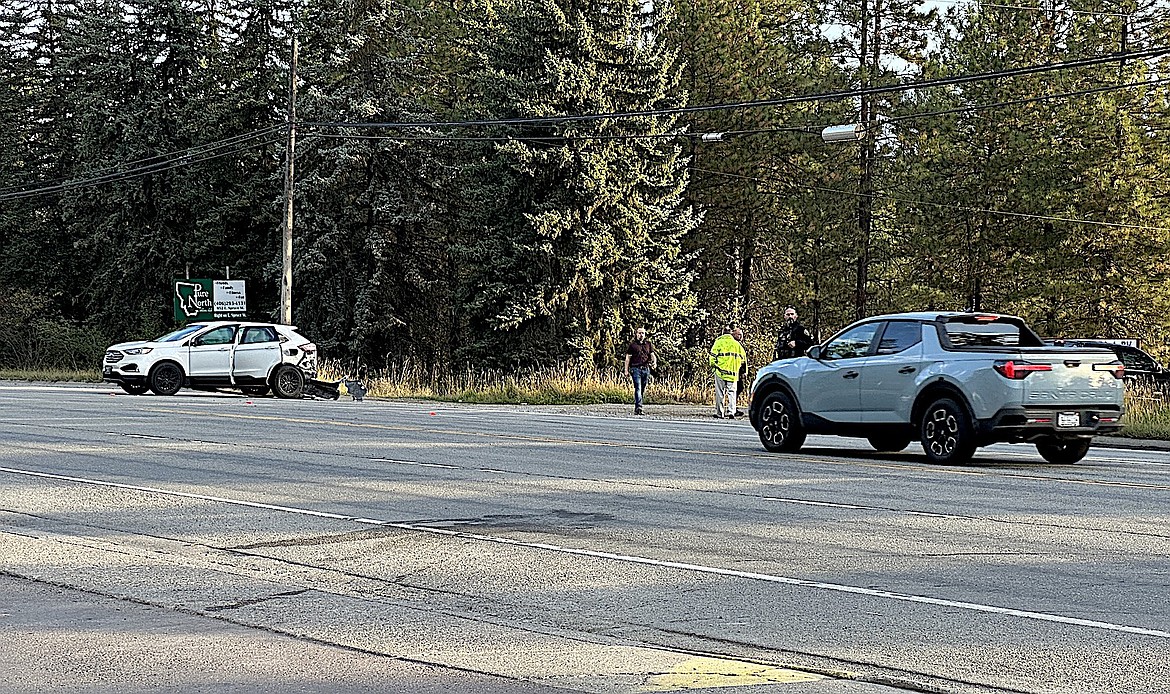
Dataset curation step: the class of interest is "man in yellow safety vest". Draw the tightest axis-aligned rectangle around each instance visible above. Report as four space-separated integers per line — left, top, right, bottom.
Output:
709 327 746 419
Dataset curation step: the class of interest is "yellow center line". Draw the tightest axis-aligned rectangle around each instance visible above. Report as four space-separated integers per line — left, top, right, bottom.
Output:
642 656 825 691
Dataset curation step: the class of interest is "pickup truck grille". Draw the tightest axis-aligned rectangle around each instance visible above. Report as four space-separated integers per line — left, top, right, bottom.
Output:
104 351 124 364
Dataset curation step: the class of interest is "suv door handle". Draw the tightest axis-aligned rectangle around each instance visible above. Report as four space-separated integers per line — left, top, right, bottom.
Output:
898 366 917 374
842 371 860 379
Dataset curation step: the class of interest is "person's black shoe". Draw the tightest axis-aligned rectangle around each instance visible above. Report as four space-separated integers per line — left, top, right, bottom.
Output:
634 408 644 415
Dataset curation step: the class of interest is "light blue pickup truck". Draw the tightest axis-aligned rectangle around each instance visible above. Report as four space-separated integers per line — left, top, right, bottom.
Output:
748 312 1125 464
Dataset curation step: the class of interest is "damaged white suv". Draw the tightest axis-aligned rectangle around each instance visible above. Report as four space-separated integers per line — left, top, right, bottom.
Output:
103 322 318 398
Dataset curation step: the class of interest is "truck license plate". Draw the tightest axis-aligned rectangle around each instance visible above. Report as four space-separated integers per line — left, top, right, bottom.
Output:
1057 412 1080 428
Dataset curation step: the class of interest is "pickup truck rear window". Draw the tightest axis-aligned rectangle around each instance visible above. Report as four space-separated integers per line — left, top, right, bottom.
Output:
939 317 1045 348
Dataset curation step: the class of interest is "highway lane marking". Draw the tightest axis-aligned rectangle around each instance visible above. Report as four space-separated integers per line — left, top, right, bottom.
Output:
141 408 1170 490
9 433 1170 542
9 390 1166 462
3 464 1169 641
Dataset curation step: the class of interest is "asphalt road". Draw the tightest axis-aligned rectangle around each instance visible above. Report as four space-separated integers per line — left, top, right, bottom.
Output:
2 382 1168 694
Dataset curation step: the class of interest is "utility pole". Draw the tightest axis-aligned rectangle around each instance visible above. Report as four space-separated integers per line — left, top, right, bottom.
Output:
855 0 875 321
279 35 298 325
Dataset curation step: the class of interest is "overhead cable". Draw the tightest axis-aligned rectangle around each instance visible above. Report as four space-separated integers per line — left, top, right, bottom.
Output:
692 167 1170 233
0 134 285 202
0 125 285 196
302 46 1170 130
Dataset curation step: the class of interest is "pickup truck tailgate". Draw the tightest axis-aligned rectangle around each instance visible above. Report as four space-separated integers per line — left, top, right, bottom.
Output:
1016 349 1123 405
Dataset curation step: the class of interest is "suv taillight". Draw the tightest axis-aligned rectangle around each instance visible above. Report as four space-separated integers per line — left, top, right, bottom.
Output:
1092 361 1126 379
993 360 1052 379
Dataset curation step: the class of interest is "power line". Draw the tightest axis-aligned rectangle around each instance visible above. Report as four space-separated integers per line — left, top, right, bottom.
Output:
0 125 285 196
692 167 1170 233
927 0 1131 18
302 76 1170 145
303 46 1170 131
5 54 1167 201
885 76 1170 123
0 134 285 202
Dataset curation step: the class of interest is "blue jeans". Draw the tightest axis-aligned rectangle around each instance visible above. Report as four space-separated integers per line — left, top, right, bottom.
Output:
630 366 650 410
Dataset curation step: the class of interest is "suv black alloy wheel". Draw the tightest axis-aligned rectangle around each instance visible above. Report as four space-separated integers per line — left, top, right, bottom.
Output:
920 397 976 464
148 363 183 396
1036 438 1091 464
272 365 304 399
758 391 806 453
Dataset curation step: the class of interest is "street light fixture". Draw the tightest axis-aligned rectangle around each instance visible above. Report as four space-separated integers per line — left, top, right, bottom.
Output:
820 123 866 143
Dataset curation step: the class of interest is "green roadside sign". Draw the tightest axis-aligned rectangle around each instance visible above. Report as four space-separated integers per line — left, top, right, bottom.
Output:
174 279 214 322
174 279 247 322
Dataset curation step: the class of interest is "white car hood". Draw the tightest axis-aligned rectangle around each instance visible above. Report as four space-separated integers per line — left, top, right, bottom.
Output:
108 340 157 351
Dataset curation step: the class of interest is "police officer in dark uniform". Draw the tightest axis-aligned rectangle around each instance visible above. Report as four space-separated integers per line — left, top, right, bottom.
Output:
773 306 814 361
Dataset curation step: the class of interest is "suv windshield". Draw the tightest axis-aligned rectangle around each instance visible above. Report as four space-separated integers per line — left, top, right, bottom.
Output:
154 325 206 342
940 317 1044 348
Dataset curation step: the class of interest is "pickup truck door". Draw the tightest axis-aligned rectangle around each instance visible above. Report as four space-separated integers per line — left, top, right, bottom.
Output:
861 321 925 424
233 326 282 383
188 325 237 379
798 322 880 425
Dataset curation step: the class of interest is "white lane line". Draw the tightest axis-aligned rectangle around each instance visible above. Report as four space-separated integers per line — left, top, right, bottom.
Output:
761 496 958 520
3 464 1168 640
370 457 461 471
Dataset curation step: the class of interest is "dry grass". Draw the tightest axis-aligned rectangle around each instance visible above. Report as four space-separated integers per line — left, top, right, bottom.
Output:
1119 382 1170 439
0 368 102 383
318 359 710 405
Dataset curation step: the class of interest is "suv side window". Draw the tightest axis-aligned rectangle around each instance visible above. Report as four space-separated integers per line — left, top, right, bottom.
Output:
194 326 236 346
823 323 880 360
875 321 922 355
241 326 278 344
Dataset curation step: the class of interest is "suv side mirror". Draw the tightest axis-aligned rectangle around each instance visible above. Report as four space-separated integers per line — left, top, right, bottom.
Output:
807 345 822 360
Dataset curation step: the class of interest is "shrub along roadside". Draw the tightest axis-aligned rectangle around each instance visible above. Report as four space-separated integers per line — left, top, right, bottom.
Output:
0 291 110 371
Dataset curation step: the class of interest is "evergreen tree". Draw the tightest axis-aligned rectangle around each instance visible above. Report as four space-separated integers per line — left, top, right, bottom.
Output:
453 0 699 368
292 0 449 364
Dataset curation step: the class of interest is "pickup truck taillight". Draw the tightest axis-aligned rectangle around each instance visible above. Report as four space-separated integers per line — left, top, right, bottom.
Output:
993 360 1052 379
1092 361 1126 379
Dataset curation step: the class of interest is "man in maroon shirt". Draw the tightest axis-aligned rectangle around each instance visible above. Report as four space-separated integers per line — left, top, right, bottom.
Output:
623 327 657 415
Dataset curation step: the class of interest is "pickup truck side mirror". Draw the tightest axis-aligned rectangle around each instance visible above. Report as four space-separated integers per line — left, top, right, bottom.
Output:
807 345 822 360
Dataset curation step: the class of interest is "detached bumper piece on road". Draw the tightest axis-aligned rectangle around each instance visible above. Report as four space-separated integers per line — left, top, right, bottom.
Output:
304 378 342 400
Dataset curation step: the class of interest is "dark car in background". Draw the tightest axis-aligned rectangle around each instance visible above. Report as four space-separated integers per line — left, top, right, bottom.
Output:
1048 340 1170 393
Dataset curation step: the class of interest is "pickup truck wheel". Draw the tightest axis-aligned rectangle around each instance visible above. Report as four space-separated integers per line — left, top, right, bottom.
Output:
119 382 150 395
920 397 976 464
758 392 806 453
148 363 183 396
271 365 304 399
867 434 911 452
1036 438 1091 464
